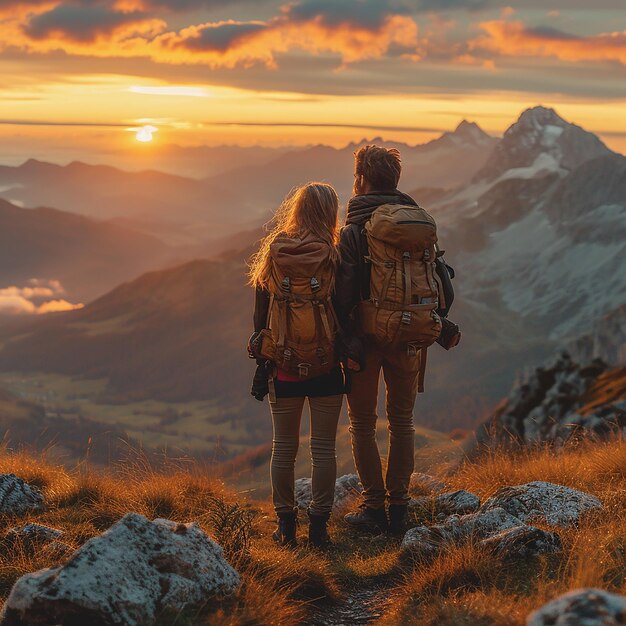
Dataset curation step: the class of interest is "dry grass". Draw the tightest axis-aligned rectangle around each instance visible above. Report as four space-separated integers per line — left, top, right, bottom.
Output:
377 437 626 625
3 438 626 624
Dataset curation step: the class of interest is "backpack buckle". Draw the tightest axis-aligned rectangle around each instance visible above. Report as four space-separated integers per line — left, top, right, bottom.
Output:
407 342 419 357
298 363 311 377
316 348 328 366
401 311 412 325
283 348 292 361
423 249 431 261
281 277 291 293
402 251 411 261
310 277 321 292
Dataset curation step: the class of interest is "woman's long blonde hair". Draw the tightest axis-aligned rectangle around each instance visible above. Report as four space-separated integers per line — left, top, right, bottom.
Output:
248 182 340 289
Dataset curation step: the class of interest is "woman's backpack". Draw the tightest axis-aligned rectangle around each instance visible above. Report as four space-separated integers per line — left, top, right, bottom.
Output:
356 204 443 391
256 234 338 379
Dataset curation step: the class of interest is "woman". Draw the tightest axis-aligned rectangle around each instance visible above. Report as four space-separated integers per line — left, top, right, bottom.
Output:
248 182 349 549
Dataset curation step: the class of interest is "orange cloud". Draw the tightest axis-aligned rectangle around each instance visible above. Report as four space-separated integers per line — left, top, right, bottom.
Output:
0 3 420 68
473 20 626 66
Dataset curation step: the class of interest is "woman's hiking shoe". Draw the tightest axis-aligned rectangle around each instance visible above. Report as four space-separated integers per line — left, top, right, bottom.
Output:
344 505 388 534
388 504 409 537
272 512 298 548
308 510 332 549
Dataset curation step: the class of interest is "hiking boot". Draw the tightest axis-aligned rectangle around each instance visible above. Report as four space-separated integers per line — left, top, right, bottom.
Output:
388 504 408 537
344 505 388 534
272 511 298 548
308 510 332 550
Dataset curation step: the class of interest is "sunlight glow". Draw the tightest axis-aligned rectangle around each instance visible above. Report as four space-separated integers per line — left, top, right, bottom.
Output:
128 86 211 98
135 125 158 142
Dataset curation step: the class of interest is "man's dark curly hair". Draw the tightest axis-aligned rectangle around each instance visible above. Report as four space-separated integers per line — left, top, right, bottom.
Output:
354 145 402 190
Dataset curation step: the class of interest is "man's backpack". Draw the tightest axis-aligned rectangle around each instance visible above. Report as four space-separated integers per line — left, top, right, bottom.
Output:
257 234 338 379
356 204 444 391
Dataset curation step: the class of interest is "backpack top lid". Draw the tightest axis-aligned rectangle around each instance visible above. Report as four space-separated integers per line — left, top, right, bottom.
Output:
270 234 332 273
367 204 437 251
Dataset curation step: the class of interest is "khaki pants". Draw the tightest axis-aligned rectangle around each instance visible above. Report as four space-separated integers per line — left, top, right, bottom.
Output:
347 346 419 508
270 395 343 516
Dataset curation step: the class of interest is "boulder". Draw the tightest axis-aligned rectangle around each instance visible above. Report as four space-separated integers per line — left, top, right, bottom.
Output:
409 472 448 494
527 588 626 626
1 512 240 626
2 524 65 555
409 490 480 521
0 474 45 516
295 474 361 512
479 525 562 559
401 507 522 562
481 481 602 527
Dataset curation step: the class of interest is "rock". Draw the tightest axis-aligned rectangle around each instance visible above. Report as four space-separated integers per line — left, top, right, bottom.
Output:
0 474 45 516
481 481 602 527
479 525 562 559
409 472 448 494
3 524 64 555
401 507 522 562
527 588 626 626
1 512 240 626
409 490 480 522
295 474 361 512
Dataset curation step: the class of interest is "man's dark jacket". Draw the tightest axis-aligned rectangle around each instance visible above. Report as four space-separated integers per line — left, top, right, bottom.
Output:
334 189 418 332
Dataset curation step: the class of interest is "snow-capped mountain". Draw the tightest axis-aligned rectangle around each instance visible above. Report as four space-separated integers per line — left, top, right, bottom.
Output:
432 106 625 348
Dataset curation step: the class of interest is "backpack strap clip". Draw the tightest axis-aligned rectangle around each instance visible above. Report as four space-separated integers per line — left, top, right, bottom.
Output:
401 311 412 325
310 277 321 292
281 277 291 293
298 363 311 378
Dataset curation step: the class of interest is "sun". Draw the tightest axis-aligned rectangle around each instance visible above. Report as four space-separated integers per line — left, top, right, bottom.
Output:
135 125 158 143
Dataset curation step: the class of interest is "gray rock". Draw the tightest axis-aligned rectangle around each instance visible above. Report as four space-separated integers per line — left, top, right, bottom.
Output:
481 481 602 527
527 588 626 626
401 507 522 562
0 474 45 516
409 472 448 494
3 524 65 555
295 474 361 512
479 525 562 559
409 490 480 521
0 512 240 626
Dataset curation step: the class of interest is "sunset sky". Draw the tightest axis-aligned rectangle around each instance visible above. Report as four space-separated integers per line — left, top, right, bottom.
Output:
1 0 625 163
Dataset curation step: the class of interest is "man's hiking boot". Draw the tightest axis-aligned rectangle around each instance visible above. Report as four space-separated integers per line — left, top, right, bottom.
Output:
308 510 332 550
388 504 409 537
272 511 298 548
344 505 388 534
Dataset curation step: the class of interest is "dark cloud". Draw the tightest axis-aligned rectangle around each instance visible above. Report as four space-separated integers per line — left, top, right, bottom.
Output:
181 22 268 52
24 5 150 42
285 0 411 28
526 26 583 41
415 0 490 11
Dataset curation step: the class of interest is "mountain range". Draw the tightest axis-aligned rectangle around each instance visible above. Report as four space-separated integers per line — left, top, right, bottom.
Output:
0 106 623 446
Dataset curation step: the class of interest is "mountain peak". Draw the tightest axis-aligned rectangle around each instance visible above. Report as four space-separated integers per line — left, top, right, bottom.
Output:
454 120 490 141
473 106 612 182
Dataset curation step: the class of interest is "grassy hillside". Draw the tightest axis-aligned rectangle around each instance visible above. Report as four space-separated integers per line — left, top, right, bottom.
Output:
2 432 626 624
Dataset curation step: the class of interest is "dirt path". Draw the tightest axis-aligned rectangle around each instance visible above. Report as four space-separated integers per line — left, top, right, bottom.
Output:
309 582 397 626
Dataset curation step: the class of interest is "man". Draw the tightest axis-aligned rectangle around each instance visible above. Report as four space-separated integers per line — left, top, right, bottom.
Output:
335 145 426 536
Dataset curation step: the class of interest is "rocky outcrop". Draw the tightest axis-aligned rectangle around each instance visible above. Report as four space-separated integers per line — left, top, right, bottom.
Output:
409 490 480 522
409 472 448 495
401 507 523 562
481 481 602 527
295 474 361 512
479 525 562 560
527 588 626 626
2 524 66 556
0 474 45 516
1 513 240 626
472 354 626 449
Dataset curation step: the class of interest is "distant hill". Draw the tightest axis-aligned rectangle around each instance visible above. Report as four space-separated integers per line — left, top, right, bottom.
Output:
0 160 259 247
0 198 175 301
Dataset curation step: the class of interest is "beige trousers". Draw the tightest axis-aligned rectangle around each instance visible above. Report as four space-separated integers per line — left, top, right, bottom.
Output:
347 346 419 508
270 394 343 516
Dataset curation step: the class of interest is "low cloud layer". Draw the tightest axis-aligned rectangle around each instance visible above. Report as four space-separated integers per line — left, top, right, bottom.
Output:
0 280 83 316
